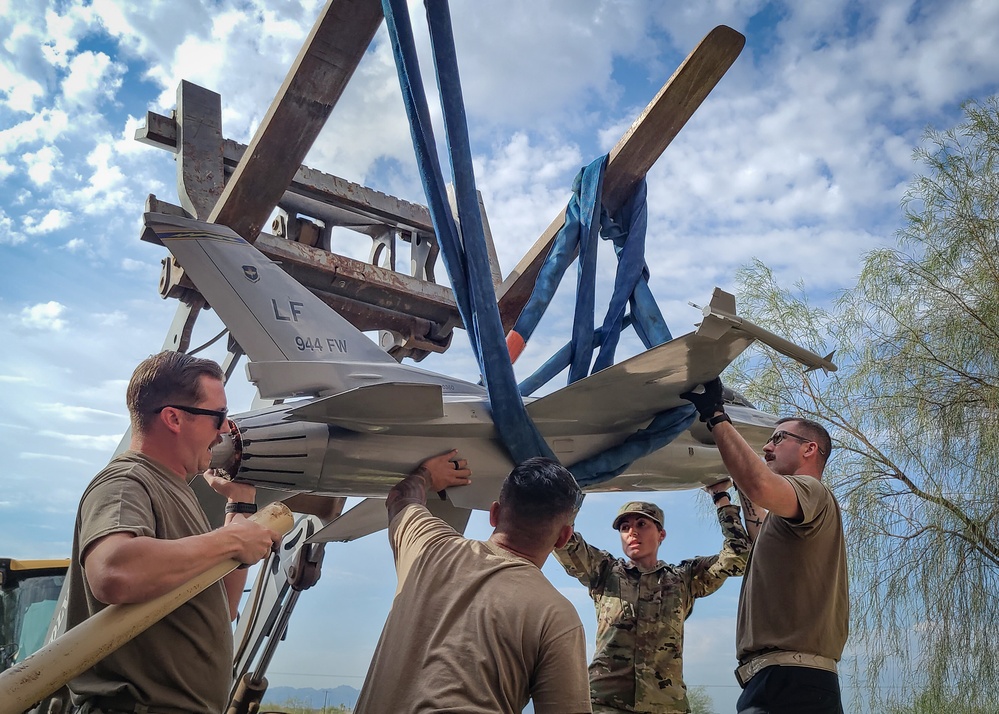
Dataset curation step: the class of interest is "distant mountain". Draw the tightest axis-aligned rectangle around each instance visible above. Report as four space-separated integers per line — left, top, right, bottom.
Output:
262 685 359 710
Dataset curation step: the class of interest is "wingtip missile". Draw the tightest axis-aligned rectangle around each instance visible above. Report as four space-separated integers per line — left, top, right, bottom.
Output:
804 351 837 374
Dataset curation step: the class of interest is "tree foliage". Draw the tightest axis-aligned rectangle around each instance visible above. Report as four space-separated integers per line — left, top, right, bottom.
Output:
730 97 999 711
261 697 351 714
686 685 718 714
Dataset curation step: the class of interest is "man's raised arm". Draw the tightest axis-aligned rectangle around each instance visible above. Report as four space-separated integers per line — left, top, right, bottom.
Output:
681 378 803 520
386 449 472 522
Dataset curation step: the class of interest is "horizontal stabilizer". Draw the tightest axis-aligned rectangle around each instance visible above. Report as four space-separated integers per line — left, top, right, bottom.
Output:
245 360 485 401
287 383 444 424
307 498 387 543
307 495 472 543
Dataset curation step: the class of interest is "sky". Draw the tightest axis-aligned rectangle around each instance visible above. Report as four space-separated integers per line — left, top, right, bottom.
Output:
3 0 999 711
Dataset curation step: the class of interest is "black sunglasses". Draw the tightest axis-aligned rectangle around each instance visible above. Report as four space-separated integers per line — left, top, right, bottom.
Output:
155 404 228 430
766 429 828 456
766 430 812 447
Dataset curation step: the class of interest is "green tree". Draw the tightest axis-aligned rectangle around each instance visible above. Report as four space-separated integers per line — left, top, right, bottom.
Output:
730 96 999 712
686 684 718 714
261 697 351 713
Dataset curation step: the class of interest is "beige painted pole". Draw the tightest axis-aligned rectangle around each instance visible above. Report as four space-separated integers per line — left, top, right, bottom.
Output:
0 502 294 714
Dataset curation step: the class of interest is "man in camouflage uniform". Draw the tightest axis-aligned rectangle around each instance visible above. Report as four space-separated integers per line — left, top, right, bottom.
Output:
555 483 750 713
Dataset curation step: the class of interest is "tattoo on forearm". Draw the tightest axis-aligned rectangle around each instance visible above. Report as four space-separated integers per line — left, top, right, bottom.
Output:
387 469 431 511
740 499 765 530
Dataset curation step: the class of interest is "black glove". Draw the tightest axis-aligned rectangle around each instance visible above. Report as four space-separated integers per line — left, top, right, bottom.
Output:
680 377 725 422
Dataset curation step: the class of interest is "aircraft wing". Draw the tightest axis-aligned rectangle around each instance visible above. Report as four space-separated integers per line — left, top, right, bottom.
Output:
526 324 755 430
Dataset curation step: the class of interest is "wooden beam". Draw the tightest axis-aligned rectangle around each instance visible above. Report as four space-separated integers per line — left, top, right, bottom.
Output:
208 0 384 241
496 25 746 331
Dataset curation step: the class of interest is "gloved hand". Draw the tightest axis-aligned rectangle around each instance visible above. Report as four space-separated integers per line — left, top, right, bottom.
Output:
680 377 725 422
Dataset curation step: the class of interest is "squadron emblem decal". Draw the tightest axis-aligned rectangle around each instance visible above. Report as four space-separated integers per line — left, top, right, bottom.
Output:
242 265 259 282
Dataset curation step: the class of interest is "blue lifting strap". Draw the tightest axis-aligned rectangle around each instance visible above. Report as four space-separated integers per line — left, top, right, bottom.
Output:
384 0 694 485
514 158 675 392
383 0 553 463
511 158 696 486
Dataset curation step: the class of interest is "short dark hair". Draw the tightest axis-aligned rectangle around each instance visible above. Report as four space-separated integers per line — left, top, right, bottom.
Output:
776 416 832 468
498 457 581 540
126 351 225 434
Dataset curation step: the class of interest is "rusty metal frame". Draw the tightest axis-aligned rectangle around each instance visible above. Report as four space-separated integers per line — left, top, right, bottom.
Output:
136 0 744 363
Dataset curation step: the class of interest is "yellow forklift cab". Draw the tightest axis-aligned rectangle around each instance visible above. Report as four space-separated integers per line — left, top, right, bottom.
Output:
0 558 69 671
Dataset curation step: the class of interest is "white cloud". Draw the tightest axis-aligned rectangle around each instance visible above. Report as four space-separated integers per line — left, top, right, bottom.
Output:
36 402 126 422
0 375 30 384
1 9 51 113
95 310 128 326
0 107 71 154
41 5 91 68
19 301 67 331
0 207 20 245
22 144 62 186
68 139 129 214
61 50 125 108
23 207 71 234
36 430 124 452
19 452 95 465
1 75 45 113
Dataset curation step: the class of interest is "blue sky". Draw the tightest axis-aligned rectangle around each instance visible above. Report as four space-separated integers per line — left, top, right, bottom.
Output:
3 0 999 711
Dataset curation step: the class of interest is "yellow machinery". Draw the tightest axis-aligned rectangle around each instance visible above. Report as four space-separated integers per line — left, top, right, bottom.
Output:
0 558 69 673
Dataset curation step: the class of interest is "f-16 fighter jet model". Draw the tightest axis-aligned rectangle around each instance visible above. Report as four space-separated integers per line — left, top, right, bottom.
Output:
142 213 833 542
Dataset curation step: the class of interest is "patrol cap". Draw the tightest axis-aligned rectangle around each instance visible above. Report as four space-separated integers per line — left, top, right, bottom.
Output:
612 501 664 530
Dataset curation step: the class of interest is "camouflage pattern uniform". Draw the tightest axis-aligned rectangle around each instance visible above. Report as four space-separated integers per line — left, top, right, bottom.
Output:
556 503 750 714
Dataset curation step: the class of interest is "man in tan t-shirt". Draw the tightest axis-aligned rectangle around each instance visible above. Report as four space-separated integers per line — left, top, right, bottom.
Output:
354 456 592 714
682 378 848 714
66 351 287 713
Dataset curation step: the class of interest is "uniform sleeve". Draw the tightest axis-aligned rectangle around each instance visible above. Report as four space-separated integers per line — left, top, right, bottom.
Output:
389 504 460 586
78 476 156 563
530 622 592 714
686 504 751 599
784 475 835 532
554 530 615 594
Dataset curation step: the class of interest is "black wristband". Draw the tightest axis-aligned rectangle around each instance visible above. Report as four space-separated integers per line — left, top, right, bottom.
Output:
225 501 257 515
711 490 731 504
706 412 732 431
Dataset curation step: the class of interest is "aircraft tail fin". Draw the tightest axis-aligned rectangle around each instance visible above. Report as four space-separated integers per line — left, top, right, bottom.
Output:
142 213 396 366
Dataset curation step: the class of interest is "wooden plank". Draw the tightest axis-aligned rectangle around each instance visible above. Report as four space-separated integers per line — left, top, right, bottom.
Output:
496 25 746 331
208 0 384 241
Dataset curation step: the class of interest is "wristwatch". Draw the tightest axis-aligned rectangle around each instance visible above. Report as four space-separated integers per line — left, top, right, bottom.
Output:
225 501 257 514
706 412 732 431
